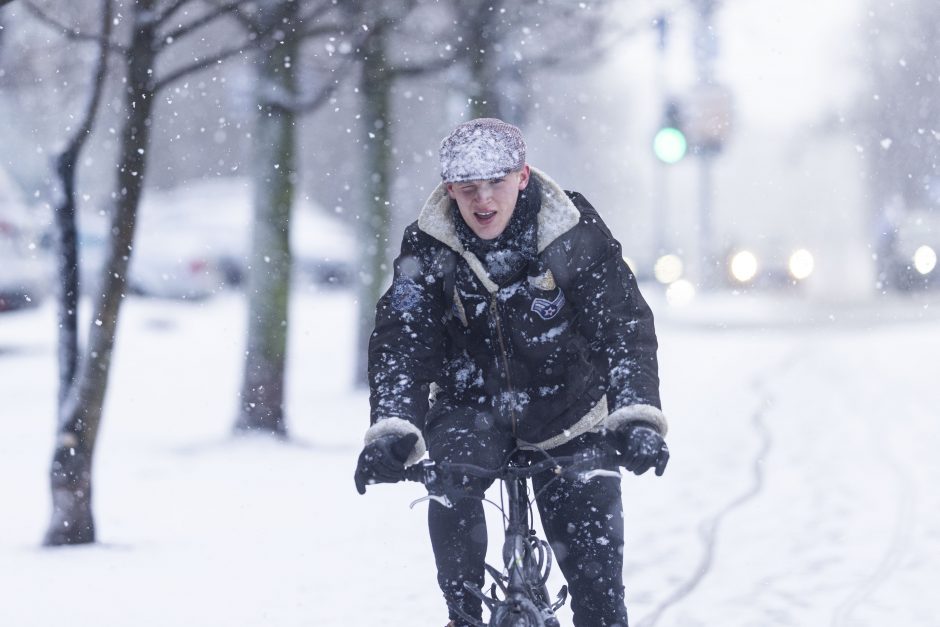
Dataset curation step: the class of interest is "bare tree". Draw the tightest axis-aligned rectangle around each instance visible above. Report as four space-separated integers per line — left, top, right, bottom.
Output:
47 3 112 540
449 0 613 124
352 0 456 383
234 0 368 436
26 0 262 546
234 0 304 437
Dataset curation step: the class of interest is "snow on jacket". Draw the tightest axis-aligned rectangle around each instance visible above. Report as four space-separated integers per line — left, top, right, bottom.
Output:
364 167 666 464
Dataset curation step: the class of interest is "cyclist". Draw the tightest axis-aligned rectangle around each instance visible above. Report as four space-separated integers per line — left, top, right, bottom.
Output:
354 118 669 627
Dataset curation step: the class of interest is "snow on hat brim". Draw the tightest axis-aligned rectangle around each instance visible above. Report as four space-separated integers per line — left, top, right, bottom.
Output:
440 118 527 183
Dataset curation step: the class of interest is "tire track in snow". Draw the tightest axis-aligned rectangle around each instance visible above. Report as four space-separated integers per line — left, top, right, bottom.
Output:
636 351 803 627
828 458 913 627
828 366 918 627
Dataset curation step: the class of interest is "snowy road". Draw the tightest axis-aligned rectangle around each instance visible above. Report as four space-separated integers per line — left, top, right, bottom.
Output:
1 290 938 626
630 304 940 627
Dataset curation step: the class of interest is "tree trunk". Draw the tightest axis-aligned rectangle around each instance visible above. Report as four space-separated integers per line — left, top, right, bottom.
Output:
463 0 506 120
45 3 155 546
235 0 299 436
354 26 394 385
54 148 81 410
467 28 495 120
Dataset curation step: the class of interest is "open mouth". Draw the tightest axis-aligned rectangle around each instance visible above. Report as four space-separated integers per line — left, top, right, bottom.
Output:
474 211 496 224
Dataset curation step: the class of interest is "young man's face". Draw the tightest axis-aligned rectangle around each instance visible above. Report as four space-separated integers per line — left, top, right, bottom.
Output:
446 165 531 240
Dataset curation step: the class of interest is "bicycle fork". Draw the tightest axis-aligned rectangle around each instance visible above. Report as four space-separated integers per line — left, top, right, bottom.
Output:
458 476 568 626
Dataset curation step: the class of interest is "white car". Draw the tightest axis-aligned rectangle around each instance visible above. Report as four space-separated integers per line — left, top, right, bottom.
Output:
121 177 355 299
0 217 49 311
0 168 50 311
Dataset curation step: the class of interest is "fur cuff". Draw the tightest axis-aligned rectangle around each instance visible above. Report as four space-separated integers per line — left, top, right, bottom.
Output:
363 417 427 466
605 404 669 437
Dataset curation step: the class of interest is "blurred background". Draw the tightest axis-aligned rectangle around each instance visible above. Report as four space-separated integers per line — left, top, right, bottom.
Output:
2 0 937 317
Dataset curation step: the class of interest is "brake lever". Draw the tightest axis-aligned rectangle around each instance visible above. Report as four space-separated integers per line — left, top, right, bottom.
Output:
409 494 453 509
578 468 622 481
406 460 460 509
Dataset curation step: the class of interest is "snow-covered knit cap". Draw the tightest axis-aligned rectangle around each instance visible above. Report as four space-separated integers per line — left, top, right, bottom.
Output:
439 118 526 183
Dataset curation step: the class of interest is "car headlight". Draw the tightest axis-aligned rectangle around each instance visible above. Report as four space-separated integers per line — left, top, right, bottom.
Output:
788 249 814 281
666 279 695 306
729 250 758 283
653 254 683 284
913 245 937 275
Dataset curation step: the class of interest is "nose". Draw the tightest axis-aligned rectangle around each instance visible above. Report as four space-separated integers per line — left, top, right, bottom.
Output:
475 182 494 203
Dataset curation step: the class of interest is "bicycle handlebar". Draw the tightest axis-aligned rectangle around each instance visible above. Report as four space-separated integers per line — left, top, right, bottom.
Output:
402 449 624 491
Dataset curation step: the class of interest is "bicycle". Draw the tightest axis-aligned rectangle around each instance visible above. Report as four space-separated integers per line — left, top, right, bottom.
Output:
402 447 623 627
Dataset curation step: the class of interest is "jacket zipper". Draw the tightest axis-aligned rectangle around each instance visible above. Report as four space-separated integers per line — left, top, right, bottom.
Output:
490 293 518 435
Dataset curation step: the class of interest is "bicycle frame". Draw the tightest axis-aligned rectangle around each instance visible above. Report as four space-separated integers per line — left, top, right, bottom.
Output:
503 468 538 596
489 456 563 627
403 448 622 627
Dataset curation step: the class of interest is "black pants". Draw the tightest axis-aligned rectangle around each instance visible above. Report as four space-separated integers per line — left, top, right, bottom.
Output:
426 404 629 627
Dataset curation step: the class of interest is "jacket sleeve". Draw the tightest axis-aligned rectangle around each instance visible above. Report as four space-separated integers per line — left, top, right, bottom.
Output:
367 224 448 447
562 200 668 435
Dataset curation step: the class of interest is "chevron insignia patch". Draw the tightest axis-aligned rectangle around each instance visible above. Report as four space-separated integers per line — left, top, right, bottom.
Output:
531 290 565 320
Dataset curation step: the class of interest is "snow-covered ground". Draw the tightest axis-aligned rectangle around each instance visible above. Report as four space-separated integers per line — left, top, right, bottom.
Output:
1 287 939 626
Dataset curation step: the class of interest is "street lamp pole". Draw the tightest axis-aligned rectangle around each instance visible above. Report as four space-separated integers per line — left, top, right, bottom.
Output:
653 13 670 258
692 0 720 287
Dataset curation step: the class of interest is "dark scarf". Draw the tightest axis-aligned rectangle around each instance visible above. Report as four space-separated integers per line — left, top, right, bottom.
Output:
453 176 542 286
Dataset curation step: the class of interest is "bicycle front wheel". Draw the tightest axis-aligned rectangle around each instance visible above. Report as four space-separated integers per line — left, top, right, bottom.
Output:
489 596 547 627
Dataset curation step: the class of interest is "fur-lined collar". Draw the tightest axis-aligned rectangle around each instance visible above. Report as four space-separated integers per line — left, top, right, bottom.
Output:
416 166 581 254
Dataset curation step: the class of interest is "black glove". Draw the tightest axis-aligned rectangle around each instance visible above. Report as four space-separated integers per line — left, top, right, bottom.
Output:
614 423 669 476
354 432 419 495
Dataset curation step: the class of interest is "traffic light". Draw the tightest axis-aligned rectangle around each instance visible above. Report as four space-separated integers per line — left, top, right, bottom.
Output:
652 100 687 164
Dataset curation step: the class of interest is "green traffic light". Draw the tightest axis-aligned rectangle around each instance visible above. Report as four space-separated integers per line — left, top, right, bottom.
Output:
653 127 687 164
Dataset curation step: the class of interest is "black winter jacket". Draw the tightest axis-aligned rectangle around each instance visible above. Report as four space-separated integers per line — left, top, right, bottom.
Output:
368 168 662 449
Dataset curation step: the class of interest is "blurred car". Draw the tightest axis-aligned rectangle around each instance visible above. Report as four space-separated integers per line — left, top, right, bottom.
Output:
883 209 939 291
721 241 816 289
0 216 49 311
79 177 356 300
75 219 223 301
0 168 50 311
127 223 231 300
644 242 816 294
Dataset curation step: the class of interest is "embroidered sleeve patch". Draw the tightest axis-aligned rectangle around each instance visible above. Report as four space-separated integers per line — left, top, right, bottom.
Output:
531 290 565 320
391 279 422 312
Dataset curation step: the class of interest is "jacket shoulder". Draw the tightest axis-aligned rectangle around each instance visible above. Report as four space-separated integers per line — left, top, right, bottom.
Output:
563 190 615 240
399 220 458 279
402 220 450 255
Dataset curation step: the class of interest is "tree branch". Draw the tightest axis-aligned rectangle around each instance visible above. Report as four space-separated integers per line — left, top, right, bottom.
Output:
158 0 248 46
284 73 341 114
298 1 337 29
63 2 111 158
22 0 127 53
252 60 347 115
154 40 252 91
390 53 456 79
299 21 348 39
154 0 194 25
203 0 260 35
